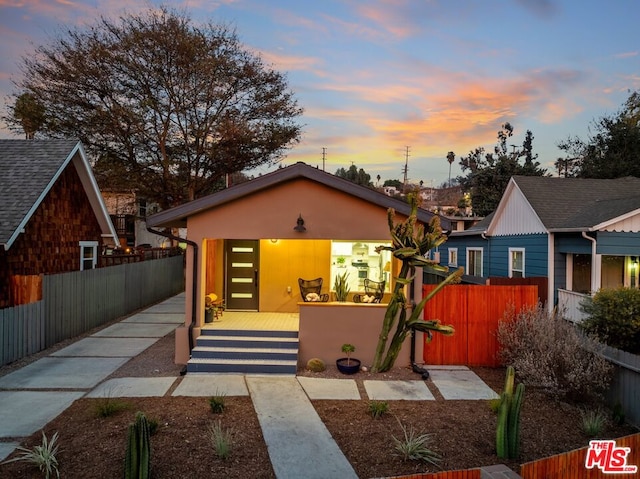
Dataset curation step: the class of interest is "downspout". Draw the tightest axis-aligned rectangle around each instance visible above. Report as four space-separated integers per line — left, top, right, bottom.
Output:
582 231 598 295
410 267 430 379
147 226 198 355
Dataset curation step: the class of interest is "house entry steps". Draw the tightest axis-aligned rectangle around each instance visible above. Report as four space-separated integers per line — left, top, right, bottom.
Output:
187 329 299 374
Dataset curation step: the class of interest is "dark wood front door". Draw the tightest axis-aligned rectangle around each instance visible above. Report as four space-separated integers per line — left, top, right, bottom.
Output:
225 240 259 310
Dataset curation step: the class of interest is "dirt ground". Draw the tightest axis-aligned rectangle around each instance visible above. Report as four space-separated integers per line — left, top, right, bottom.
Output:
0 332 637 478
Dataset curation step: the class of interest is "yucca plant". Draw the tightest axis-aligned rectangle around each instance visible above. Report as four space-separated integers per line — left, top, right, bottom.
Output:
2 430 60 479
392 418 441 466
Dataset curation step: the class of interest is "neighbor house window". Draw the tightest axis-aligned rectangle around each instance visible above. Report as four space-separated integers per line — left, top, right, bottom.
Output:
448 248 458 267
509 248 525 278
467 247 483 277
79 241 98 271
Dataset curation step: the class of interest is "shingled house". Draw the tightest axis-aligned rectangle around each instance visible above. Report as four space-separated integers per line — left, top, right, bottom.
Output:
0 139 119 307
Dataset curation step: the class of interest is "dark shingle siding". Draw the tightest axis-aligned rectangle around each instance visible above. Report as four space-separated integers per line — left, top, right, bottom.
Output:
0 139 80 245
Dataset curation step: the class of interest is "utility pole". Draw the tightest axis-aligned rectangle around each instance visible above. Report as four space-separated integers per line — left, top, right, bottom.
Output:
322 147 326 171
402 146 410 193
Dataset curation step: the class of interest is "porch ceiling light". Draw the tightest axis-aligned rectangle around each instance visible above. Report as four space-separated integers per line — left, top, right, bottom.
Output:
294 214 306 232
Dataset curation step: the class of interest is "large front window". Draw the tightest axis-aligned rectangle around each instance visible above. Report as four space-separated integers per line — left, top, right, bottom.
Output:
467 247 483 277
330 241 392 292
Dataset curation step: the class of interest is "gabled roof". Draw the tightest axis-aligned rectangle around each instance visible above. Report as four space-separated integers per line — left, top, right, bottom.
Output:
509 176 640 231
0 139 119 250
147 161 449 230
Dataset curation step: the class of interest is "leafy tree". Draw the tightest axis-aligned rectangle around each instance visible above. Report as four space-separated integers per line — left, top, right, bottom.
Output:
6 93 46 139
383 179 403 189
457 123 547 216
5 7 303 209
335 164 373 187
557 90 640 179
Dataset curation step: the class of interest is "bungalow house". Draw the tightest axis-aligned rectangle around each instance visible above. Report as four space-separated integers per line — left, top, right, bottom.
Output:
146 162 449 370
0 139 119 307
440 176 640 319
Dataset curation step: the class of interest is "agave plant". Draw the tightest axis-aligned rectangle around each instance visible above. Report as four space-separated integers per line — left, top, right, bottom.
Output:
371 193 460 373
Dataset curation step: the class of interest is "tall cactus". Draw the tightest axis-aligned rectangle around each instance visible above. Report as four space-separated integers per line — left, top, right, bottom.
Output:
125 412 151 479
496 366 525 459
371 193 460 373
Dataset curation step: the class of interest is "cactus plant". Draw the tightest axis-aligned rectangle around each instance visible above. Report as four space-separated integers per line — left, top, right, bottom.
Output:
371 193 460 372
496 366 525 459
125 411 151 479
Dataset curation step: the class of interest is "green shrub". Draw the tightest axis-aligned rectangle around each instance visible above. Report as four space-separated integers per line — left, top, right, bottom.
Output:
2 431 60 479
209 390 227 414
579 287 640 354
580 408 607 437
368 400 389 419
497 304 613 402
94 396 130 418
208 421 232 460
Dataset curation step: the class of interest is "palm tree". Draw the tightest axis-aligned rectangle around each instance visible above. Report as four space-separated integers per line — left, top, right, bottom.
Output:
446 151 455 187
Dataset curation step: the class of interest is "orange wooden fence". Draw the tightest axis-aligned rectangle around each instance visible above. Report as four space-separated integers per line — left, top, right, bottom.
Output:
520 433 640 479
9 274 42 306
381 468 481 479
422 284 538 367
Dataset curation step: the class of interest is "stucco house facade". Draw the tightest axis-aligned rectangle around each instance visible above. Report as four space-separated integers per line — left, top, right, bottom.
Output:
440 176 640 317
0 139 119 307
147 162 448 366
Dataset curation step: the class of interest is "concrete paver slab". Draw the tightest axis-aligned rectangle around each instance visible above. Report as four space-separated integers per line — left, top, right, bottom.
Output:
172 375 249 397
122 312 184 324
51 337 157 357
0 391 84 437
428 369 499 400
92 322 177 338
297 377 361 400
140 302 185 314
247 376 358 479
364 380 435 400
86 378 176 397
0 442 20 461
0 357 128 389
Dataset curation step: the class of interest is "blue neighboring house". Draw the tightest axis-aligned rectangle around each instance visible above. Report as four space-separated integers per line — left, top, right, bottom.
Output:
440 176 640 319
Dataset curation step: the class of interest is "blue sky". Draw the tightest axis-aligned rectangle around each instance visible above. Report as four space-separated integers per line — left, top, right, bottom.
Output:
1 0 638 186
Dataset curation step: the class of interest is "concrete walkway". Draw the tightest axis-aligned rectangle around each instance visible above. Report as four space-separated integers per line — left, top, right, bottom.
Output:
0 293 499 478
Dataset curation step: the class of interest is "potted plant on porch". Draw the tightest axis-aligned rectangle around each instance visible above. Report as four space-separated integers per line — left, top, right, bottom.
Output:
336 343 361 374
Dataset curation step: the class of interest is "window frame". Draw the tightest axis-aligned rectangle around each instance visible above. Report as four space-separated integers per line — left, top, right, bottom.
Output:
79 241 99 271
466 247 483 277
448 248 458 267
508 247 525 278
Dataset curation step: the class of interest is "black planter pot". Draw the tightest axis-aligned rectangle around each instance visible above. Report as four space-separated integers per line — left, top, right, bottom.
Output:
336 357 361 374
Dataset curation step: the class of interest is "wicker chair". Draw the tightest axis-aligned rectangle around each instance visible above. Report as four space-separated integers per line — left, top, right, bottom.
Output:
353 279 386 303
298 277 330 302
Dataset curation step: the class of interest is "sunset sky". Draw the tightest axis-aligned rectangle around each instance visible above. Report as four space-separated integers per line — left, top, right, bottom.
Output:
1 0 638 185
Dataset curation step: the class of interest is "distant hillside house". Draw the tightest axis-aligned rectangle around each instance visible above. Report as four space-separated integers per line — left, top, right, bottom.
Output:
0 139 119 307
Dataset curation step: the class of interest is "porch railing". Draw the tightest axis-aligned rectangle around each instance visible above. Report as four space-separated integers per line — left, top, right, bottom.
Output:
557 288 590 324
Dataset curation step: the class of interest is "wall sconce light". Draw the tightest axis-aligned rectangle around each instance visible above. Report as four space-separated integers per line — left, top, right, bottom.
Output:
632 257 638 270
293 214 306 232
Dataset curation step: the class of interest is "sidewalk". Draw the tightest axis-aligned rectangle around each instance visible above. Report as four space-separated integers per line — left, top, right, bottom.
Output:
0 293 499 476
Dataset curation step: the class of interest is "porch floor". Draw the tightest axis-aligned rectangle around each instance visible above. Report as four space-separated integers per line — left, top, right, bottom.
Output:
202 311 299 331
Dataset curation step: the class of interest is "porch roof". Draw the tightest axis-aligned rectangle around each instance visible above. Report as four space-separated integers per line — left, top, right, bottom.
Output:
147 161 449 230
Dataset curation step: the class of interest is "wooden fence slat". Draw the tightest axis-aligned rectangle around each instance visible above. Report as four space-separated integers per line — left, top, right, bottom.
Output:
422 284 539 367
0 256 184 367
